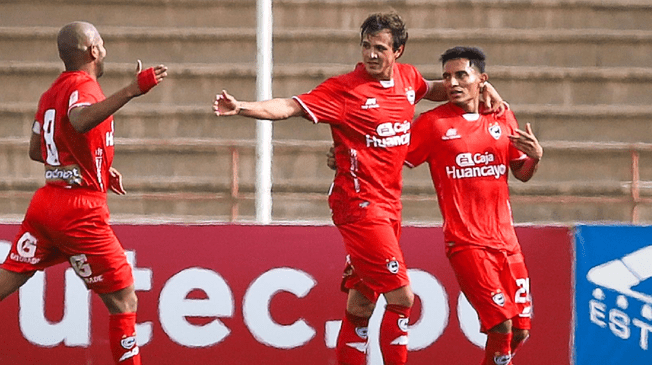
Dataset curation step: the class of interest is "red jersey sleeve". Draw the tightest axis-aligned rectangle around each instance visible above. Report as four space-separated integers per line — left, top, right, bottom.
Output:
405 112 434 168
67 78 103 115
293 76 345 125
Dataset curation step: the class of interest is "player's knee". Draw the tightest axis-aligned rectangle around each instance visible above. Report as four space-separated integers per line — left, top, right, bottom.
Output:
513 328 530 344
490 319 512 334
347 301 375 318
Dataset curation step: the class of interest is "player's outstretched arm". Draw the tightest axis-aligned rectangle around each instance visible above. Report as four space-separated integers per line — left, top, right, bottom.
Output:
213 90 304 121
509 123 543 182
70 60 168 133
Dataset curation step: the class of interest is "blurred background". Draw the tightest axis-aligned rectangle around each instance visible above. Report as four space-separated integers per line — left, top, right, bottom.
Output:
1 0 651 224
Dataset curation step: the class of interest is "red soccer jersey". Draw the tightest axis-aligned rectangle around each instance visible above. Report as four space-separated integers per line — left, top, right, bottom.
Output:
405 103 526 255
294 63 428 225
34 71 115 193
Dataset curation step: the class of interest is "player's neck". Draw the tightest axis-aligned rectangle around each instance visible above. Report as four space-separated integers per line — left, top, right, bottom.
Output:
453 98 480 114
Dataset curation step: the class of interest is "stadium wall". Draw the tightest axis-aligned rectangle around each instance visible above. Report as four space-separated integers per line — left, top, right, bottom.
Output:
5 224 648 364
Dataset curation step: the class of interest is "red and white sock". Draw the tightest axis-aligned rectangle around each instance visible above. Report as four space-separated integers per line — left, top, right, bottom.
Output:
379 304 411 365
109 312 141 364
482 332 513 365
336 311 370 365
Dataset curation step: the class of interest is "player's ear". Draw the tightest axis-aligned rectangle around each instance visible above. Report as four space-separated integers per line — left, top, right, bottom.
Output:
394 44 405 59
89 44 99 60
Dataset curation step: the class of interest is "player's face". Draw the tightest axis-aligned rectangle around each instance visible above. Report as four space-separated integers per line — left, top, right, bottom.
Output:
361 30 402 81
93 36 107 78
442 58 487 112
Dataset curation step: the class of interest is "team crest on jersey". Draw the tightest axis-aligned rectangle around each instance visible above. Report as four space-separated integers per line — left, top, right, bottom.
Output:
405 89 416 105
488 122 502 140
387 260 400 274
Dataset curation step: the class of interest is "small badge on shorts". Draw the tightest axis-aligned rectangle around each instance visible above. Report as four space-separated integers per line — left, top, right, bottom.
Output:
387 260 400 274
492 292 506 307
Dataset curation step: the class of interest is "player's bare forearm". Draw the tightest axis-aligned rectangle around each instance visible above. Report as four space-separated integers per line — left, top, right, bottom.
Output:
28 132 44 162
213 90 304 120
69 87 138 133
70 61 167 133
423 80 448 102
511 157 540 182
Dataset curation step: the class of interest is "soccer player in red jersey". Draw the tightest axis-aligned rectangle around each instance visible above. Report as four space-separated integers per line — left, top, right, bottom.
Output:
405 46 543 365
214 14 504 365
0 22 167 364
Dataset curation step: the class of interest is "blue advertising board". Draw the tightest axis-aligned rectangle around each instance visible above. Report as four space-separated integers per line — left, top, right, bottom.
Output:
575 225 652 364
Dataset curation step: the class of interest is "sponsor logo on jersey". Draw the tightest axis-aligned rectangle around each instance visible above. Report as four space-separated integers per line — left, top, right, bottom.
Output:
442 128 461 140
489 122 502 140
13 232 41 264
587 245 652 351
45 165 82 185
446 152 507 180
361 98 379 109
492 292 506 307
387 260 400 274
366 121 411 148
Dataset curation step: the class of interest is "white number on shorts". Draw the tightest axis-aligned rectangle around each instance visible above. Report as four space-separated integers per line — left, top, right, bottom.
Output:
70 254 92 278
514 278 530 304
43 109 61 166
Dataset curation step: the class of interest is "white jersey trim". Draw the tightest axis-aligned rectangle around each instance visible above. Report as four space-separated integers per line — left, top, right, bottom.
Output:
292 96 318 124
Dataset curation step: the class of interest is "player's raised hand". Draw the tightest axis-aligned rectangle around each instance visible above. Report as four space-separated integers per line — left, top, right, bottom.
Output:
133 59 168 96
509 123 543 160
481 82 507 117
108 167 126 195
213 90 240 117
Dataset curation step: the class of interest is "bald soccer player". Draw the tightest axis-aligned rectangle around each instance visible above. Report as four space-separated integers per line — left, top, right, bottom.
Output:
0 21 166 364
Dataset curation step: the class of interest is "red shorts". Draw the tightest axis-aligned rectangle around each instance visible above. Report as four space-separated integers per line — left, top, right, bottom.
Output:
1 185 133 294
449 248 532 333
338 217 410 302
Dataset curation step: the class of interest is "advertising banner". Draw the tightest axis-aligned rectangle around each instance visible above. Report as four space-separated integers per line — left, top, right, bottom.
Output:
575 225 652 365
0 224 571 365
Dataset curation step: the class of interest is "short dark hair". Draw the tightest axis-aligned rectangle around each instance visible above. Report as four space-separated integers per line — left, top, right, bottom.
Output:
360 13 408 52
440 46 486 73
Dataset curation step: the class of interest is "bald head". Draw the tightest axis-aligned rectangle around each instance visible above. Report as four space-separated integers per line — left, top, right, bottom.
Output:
57 21 103 70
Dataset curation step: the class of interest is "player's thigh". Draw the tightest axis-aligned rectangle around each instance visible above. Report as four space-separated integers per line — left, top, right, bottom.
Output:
449 249 517 332
337 218 409 295
0 268 34 300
